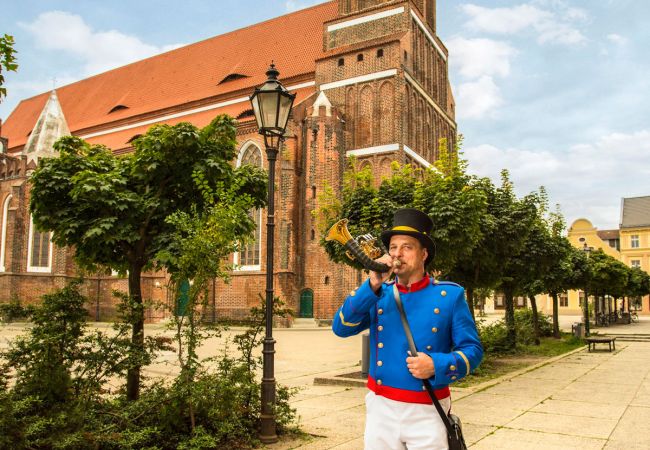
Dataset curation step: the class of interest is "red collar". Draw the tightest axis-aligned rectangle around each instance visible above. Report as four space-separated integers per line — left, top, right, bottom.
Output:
395 275 430 293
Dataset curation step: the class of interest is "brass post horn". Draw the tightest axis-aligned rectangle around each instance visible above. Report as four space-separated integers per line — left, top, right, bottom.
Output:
325 219 399 273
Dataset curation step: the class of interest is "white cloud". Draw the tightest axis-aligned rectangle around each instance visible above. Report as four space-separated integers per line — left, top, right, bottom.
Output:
461 2 587 46
455 76 504 119
446 37 517 79
607 33 628 46
462 4 551 35
464 130 650 229
20 11 184 77
445 37 515 119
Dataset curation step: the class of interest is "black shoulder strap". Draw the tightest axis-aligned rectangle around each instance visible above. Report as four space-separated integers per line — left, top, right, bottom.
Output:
392 284 454 435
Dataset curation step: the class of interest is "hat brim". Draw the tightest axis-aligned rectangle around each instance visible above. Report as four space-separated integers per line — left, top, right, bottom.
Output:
380 230 435 267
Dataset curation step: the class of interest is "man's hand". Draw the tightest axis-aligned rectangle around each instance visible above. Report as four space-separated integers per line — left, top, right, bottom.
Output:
369 254 394 293
406 352 435 379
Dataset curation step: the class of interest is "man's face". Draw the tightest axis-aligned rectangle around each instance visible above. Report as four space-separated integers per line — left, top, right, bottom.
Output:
388 234 427 277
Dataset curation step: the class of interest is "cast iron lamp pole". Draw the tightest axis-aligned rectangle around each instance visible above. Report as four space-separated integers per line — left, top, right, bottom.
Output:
250 63 295 444
582 242 592 336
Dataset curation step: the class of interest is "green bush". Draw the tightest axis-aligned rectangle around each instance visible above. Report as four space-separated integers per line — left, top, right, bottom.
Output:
478 308 554 353
0 282 298 449
0 297 34 323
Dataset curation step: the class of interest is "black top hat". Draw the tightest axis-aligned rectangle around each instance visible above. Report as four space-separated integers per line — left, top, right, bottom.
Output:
380 208 435 267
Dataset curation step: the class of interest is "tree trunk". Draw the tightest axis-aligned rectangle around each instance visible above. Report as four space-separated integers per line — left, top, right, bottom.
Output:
466 286 476 321
551 292 560 338
529 295 540 345
504 287 516 350
126 262 145 401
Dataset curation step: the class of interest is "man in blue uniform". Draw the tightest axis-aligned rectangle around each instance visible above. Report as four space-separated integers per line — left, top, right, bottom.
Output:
333 208 483 449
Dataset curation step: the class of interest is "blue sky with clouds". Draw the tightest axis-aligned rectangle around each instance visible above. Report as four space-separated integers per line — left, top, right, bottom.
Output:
1 0 649 230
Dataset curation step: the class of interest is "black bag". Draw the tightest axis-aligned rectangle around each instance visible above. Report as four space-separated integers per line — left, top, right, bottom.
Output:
447 412 467 450
393 285 468 450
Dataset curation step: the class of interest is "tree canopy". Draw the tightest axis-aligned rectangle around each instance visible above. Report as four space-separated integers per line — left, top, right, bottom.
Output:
0 34 18 101
30 115 267 399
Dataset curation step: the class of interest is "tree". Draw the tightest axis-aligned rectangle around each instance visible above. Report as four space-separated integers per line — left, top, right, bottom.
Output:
490 171 538 350
0 34 18 101
412 139 487 278
163 187 263 430
317 139 487 281
448 176 499 320
30 115 267 400
588 250 628 321
627 267 650 309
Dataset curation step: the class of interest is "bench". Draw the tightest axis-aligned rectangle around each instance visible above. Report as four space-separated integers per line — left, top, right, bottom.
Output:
585 336 616 352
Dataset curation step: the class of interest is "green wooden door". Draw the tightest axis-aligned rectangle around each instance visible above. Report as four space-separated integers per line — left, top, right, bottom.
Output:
299 289 313 318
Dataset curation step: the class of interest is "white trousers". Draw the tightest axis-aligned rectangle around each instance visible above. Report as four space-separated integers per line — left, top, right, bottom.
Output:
364 391 450 450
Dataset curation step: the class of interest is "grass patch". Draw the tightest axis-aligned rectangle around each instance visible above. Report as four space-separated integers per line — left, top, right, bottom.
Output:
453 333 584 388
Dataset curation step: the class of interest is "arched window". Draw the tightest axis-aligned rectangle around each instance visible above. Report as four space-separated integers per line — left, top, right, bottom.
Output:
0 195 12 272
379 157 392 183
379 81 394 144
235 142 263 270
358 85 374 147
27 215 53 272
346 87 356 148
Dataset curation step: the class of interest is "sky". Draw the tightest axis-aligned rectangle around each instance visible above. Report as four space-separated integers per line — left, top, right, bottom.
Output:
1 0 649 230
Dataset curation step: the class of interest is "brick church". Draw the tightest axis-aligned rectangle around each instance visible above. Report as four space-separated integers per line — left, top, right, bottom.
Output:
0 0 456 322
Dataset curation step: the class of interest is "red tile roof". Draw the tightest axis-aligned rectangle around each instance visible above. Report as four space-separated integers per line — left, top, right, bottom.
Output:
84 86 315 151
3 1 337 151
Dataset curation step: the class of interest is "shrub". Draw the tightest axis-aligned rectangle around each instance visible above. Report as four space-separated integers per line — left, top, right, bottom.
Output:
478 308 554 353
0 282 298 449
0 296 34 323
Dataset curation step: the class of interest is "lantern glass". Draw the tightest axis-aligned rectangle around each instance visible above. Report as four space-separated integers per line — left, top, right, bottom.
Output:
250 64 295 137
277 93 294 131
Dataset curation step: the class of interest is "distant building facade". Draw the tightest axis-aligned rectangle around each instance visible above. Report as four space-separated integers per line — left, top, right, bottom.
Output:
535 196 650 316
0 0 455 321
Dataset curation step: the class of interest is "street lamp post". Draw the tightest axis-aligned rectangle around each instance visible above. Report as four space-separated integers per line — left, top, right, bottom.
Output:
582 242 592 336
250 63 295 444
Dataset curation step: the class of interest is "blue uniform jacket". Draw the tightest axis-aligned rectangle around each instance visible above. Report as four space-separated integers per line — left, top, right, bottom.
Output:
332 276 483 404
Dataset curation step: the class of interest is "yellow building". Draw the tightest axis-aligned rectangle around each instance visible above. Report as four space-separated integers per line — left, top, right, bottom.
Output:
619 196 650 275
528 196 650 317
560 196 650 316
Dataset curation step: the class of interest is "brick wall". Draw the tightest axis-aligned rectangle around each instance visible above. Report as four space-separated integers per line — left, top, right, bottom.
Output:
0 0 456 323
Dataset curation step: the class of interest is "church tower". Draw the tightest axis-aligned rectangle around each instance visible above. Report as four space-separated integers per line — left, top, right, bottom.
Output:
315 0 454 178
302 0 456 318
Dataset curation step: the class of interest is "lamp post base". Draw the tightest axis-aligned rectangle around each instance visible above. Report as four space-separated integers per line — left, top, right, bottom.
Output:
259 417 278 444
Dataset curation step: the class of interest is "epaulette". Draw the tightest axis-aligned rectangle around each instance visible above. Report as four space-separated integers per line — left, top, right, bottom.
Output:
434 280 461 288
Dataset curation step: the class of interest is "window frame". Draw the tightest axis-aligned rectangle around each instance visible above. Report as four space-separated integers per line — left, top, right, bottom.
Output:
27 215 53 273
630 234 640 248
233 141 264 272
0 195 11 272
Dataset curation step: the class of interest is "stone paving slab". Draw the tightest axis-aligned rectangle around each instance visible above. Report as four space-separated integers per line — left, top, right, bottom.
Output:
471 428 606 450
607 405 650 446
604 442 650 450
462 423 498 446
458 391 543 411
579 368 645 385
506 410 618 439
517 363 592 381
531 398 628 420
552 381 637 405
